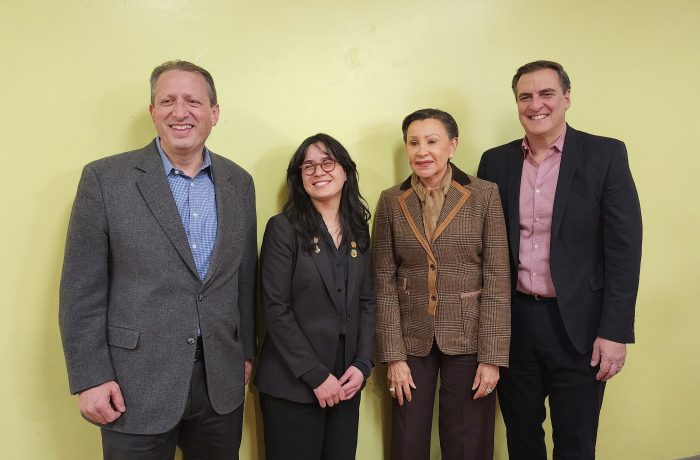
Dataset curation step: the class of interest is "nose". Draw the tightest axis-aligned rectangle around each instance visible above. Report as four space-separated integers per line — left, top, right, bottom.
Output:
172 100 187 119
529 95 544 111
312 164 326 176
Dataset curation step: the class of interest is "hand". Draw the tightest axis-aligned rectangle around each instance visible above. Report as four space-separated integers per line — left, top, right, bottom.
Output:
338 366 364 400
313 374 345 408
387 360 416 406
78 380 126 425
472 363 499 399
591 337 626 381
244 359 253 385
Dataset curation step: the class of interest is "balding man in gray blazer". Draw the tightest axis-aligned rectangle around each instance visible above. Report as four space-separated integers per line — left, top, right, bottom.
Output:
59 60 256 459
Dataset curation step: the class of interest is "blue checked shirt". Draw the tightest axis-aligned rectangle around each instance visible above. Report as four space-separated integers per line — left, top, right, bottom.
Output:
157 138 217 281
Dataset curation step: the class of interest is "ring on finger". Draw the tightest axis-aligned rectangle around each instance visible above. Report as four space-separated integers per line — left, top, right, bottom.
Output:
485 387 493 394
389 387 396 392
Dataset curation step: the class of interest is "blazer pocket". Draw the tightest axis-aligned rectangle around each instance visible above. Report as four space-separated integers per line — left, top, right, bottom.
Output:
106 324 140 350
397 277 411 335
460 289 481 339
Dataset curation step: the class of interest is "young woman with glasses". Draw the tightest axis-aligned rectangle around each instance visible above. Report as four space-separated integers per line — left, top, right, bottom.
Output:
254 133 374 460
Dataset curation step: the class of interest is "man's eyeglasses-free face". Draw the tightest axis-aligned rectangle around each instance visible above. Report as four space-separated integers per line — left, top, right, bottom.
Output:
300 159 337 176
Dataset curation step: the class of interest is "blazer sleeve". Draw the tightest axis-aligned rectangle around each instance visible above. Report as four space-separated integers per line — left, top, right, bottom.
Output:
477 183 512 367
372 190 407 362
238 176 257 359
58 164 115 394
260 217 330 385
598 141 642 343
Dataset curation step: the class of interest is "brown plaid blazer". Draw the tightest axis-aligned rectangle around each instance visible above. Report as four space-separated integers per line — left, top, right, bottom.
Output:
373 165 511 366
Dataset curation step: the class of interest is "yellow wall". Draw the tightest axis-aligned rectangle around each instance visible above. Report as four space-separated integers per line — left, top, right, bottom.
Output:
2 0 698 458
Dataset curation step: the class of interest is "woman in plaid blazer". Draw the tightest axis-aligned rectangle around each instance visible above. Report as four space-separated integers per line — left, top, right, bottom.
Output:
373 109 511 460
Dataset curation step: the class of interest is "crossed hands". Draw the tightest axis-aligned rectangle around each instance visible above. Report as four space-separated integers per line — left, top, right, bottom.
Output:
313 366 364 408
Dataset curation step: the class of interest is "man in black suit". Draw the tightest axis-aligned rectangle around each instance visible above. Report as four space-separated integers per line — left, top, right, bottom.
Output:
478 60 642 459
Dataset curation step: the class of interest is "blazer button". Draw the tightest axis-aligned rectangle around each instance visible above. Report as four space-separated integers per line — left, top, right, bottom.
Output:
430 295 437 301
187 337 196 345
197 295 204 301
429 264 435 271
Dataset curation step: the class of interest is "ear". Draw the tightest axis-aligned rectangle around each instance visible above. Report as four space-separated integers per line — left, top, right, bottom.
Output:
211 104 220 126
149 104 155 122
450 136 459 155
564 90 571 110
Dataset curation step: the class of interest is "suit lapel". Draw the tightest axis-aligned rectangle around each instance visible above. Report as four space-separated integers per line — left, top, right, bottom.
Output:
552 126 582 242
507 145 524 267
135 142 199 279
432 180 471 243
311 241 341 313
202 153 238 288
397 188 436 263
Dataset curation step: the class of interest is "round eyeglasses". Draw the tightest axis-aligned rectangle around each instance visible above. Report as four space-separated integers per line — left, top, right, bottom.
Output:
300 159 337 176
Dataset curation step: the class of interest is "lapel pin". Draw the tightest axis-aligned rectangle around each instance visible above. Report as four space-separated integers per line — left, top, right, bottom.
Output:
313 237 320 254
350 241 357 258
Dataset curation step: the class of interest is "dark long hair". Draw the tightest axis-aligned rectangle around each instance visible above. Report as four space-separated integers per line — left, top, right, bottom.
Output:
283 133 371 253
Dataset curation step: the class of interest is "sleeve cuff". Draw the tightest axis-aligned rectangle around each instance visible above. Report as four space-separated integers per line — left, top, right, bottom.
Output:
300 365 331 389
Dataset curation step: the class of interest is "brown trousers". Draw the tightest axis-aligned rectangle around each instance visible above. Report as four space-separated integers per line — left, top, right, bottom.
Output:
392 344 496 460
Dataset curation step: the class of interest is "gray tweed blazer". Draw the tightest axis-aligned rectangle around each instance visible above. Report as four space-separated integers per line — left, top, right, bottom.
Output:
59 140 257 434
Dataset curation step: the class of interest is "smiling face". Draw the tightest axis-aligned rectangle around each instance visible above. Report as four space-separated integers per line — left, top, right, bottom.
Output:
405 118 458 189
301 142 347 209
149 69 219 159
515 68 570 143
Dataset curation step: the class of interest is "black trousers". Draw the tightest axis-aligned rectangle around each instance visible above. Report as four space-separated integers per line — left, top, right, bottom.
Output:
392 344 496 460
260 391 361 460
498 294 605 460
101 359 244 460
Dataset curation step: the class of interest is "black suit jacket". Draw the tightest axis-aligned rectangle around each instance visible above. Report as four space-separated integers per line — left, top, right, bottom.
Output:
478 126 642 353
254 213 375 403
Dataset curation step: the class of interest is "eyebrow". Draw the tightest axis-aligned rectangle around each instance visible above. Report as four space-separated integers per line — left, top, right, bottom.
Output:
518 88 557 97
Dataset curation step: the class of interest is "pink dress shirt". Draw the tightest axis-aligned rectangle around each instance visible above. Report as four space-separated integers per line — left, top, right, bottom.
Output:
517 128 566 297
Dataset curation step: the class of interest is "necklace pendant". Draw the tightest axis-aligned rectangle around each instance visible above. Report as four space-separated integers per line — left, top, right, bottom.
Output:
313 237 320 253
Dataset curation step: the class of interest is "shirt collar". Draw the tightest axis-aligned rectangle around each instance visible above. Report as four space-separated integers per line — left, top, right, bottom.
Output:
155 137 212 177
521 125 567 159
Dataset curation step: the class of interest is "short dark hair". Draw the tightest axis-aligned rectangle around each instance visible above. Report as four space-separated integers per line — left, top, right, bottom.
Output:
150 60 217 106
401 108 459 142
283 133 371 253
511 60 571 96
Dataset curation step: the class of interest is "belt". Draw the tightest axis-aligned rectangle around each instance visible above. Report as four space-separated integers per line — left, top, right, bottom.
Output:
194 336 204 361
515 291 557 301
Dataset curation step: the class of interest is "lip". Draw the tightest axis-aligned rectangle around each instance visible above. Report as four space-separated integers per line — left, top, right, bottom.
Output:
528 114 549 121
414 160 433 168
311 179 332 186
169 124 194 134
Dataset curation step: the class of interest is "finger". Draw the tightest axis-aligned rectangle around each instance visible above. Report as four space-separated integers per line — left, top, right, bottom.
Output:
602 363 620 381
82 406 105 425
396 386 405 406
402 380 413 403
110 387 126 413
596 361 612 380
590 341 601 366
96 402 120 424
471 373 481 391
408 375 417 390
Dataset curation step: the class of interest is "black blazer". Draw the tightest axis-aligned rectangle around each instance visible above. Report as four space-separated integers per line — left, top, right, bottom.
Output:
254 213 375 403
478 126 642 353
